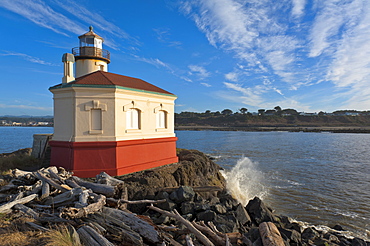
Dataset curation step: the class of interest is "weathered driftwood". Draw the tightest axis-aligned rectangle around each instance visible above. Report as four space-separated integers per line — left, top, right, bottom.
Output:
87 213 144 245
259 222 285 246
0 194 37 213
148 206 215 246
162 233 183 246
76 189 90 207
0 183 18 193
44 187 83 207
40 181 50 200
61 194 106 219
65 178 81 188
13 203 39 218
96 172 124 186
77 226 106 246
186 234 195 246
27 180 43 195
8 191 24 202
106 197 166 208
192 221 225 246
71 176 115 197
12 169 34 178
26 221 50 232
47 167 64 183
34 171 71 192
102 207 160 244
77 225 115 246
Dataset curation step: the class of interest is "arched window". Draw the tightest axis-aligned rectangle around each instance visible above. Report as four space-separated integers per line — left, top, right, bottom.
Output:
156 110 167 129
126 108 140 129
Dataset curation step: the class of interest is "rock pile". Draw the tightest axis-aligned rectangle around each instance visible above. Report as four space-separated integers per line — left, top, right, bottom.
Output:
0 149 368 246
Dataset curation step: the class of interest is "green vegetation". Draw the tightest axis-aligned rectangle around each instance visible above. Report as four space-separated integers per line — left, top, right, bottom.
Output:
0 149 45 174
175 107 370 127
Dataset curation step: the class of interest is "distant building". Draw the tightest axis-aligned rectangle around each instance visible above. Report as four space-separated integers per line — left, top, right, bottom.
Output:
49 27 178 177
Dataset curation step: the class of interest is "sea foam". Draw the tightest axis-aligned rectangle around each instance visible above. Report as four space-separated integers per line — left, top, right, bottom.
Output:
221 157 267 206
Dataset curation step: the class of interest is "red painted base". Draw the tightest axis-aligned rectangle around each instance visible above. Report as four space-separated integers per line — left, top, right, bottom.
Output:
49 137 178 178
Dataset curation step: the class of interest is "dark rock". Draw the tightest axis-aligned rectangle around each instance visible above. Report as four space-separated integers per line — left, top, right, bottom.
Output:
245 227 261 243
212 204 227 214
245 197 275 225
182 213 193 221
279 228 301 245
175 186 195 203
235 203 251 226
313 238 332 246
285 222 303 233
180 202 195 215
209 196 220 205
323 233 340 243
156 198 176 211
214 214 238 233
333 225 345 231
194 202 210 212
351 238 367 246
301 227 320 241
196 210 216 222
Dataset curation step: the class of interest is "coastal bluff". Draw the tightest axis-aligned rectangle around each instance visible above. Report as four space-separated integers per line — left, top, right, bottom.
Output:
0 148 369 245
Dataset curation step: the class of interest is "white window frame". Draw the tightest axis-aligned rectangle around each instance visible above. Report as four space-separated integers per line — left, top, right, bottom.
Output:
156 110 167 129
126 108 140 130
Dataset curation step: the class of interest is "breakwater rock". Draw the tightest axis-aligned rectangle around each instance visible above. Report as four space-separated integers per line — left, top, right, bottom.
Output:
0 149 369 245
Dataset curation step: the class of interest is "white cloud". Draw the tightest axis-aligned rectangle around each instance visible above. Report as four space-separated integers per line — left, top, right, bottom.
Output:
0 0 84 36
188 65 211 80
0 52 56 66
225 72 238 82
291 0 306 18
201 82 212 87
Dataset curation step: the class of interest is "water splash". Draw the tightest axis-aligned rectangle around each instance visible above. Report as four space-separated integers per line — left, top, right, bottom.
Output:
221 157 267 206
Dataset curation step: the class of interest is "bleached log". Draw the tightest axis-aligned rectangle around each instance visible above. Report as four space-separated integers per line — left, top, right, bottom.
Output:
34 171 71 192
87 213 143 245
13 203 39 218
47 167 64 183
96 172 124 186
162 234 183 246
44 187 83 207
226 235 231 246
78 225 115 246
102 207 160 244
192 221 225 246
61 194 106 219
75 189 90 207
8 191 24 202
65 178 81 188
0 194 37 213
40 181 50 200
28 180 43 195
77 226 101 246
12 169 34 178
259 222 285 246
148 206 215 246
0 183 18 193
71 176 115 197
26 221 50 232
186 234 195 246
106 197 166 208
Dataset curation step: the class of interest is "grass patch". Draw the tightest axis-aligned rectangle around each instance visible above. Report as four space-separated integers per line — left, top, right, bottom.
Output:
45 225 82 246
0 151 46 174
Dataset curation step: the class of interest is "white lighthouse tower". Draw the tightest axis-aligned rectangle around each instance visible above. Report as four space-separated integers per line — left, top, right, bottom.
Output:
73 26 110 77
49 27 178 178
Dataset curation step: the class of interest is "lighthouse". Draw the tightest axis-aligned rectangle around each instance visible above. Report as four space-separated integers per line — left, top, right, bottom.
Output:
49 27 178 177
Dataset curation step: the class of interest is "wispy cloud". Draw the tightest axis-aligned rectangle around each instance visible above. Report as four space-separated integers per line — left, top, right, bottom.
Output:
153 28 182 47
201 82 212 87
0 0 84 36
0 0 136 50
0 51 56 66
291 0 306 18
188 65 210 80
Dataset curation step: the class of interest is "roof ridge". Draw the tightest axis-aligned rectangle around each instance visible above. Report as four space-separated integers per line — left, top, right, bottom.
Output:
99 71 115 85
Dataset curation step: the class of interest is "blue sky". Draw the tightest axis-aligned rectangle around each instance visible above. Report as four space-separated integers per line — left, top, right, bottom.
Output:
1 0 370 116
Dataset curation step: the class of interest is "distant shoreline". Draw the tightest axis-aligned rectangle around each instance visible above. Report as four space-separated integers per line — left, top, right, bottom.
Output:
175 125 370 133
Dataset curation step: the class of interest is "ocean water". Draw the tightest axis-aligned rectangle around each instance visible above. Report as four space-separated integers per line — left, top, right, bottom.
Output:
176 130 370 240
1 127 369 239
0 126 53 153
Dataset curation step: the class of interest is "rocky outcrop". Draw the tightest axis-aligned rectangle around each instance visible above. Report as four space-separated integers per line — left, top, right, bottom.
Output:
116 149 226 201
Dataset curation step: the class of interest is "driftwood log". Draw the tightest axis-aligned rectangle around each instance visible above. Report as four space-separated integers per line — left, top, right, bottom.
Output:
0 194 37 213
148 205 215 246
77 225 114 246
96 172 124 186
71 176 115 197
61 194 106 219
102 207 160 244
259 222 285 246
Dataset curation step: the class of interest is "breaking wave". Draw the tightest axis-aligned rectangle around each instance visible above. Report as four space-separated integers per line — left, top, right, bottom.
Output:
221 157 267 206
